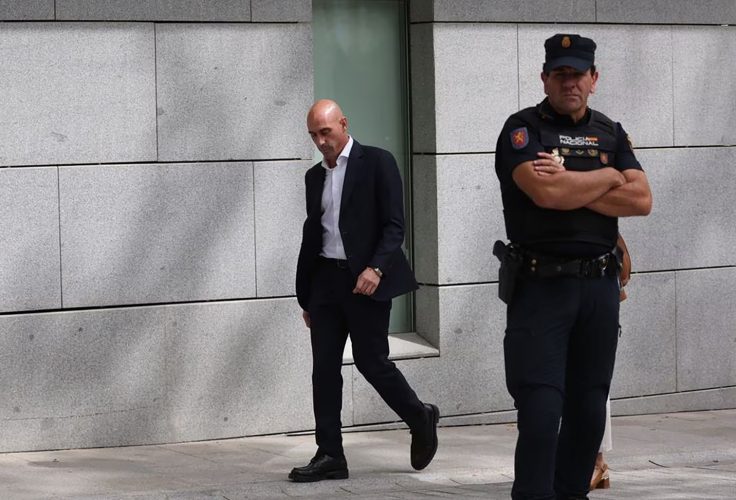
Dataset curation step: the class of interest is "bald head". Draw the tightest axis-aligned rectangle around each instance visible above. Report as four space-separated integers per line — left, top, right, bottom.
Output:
307 99 349 167
307 99 344 124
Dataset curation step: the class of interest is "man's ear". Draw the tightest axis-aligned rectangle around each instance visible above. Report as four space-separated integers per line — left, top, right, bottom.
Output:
540 71 550 95
590 71 599 94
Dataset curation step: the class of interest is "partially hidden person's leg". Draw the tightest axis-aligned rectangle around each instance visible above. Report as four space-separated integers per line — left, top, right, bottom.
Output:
590 398 612 490
600 398 613 453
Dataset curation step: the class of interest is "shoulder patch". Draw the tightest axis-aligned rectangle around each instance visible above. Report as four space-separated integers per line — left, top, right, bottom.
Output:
510 127 529 150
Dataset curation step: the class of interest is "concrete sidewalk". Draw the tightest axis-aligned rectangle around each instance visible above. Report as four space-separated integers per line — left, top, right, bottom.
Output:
1 409 735 499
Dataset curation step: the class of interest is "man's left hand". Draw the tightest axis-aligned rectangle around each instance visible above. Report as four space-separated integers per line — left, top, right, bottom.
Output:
353 267 381 296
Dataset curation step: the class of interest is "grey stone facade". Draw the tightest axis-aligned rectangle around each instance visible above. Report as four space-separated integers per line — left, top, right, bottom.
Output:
0 1 315 452
0 0 733 452
410 0 736 429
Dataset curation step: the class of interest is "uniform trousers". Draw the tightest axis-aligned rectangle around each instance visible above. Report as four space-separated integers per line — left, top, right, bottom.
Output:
308 258 426 458
504 273 620 500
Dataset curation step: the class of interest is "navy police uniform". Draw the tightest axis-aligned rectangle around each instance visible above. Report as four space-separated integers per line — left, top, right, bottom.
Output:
494 35 644 500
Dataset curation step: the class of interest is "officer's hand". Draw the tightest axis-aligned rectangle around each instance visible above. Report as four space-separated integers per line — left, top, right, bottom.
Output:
353 267 381 296
533 152 566 176
302 310 311 328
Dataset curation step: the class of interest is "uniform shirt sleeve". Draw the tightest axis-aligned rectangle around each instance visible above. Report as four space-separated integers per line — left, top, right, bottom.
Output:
495 117 545 188
614 123 643 172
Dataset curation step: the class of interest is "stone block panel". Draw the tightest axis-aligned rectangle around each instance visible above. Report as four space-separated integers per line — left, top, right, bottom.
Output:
0 23 156 166
0 0 53 19
413 154 503 285
597 0 736 24
59 163 256 308
0 167 61 313
519 24 674 148
0 406 169 453
56 0 250 21
611 272 677 398
621 147 736 272
251 0 311 22
674 27 736 146
0 298 318 451
254 161 311 297
676 268 736 391
433 283 511 414
410 0 595 23
0 306 169 452
421 23 518 153
613 387 736 416
163 298 317 438
411 156 439 284
415 285 440 348
156 24 313 162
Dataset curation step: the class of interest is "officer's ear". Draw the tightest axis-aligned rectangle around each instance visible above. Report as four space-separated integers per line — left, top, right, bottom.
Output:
540 71 550 95
590 70 599 94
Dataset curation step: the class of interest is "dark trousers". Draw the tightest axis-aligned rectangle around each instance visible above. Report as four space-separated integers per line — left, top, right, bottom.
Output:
504 273 620 500
308 258 425 457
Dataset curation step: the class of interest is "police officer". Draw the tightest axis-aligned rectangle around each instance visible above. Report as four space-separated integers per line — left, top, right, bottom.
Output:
494 34 652 499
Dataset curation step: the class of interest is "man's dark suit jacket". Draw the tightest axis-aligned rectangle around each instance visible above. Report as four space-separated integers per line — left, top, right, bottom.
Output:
296 140 418 311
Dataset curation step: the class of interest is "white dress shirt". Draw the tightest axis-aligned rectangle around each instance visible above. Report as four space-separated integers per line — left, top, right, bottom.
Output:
320 136 353 260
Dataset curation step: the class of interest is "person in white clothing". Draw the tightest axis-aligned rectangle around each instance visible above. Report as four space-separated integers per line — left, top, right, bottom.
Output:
591 234 631 491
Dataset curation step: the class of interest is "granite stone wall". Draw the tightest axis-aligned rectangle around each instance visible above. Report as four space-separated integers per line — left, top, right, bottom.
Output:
1 0 733 452
0 0 316 452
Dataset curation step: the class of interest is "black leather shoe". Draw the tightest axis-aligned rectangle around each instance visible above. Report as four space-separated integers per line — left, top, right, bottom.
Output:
410 403 439 470
288 453 349 482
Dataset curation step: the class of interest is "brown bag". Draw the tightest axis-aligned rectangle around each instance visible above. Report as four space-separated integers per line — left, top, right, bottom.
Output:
617 234 632 302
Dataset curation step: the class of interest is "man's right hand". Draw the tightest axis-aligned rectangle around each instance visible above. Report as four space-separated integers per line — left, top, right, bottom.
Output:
533 151 566 176
302 310 311 328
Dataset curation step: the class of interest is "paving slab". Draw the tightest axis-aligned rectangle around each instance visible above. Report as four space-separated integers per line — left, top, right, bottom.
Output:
0 409 734 499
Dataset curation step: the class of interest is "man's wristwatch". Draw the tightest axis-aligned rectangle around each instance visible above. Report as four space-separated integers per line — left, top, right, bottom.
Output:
371 267 383 278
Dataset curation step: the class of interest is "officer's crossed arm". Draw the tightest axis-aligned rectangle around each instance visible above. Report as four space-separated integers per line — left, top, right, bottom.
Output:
512 152 626 210
584 169 652 217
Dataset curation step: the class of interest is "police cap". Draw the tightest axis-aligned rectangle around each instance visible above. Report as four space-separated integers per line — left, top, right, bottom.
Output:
543 34 596 73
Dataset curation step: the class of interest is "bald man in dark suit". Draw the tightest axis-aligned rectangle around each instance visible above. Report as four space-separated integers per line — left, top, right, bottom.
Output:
289 99 439 482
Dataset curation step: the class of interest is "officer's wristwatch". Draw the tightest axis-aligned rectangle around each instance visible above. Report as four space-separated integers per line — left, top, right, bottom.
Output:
371 267 383 278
